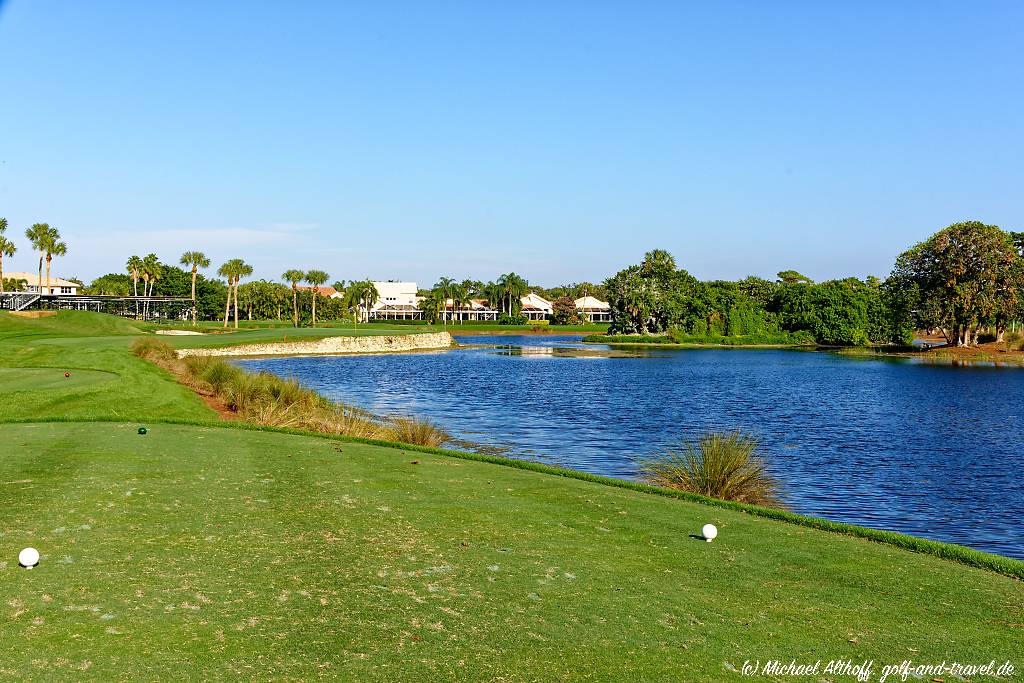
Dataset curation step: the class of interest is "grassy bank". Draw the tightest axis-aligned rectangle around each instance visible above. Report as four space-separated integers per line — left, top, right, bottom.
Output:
0 311 1022 679
584 331 815 346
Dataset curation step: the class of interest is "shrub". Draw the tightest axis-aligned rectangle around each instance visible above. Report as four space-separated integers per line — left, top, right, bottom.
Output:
498 313 529 325
639 431 785 508
551 297 583 325
131 338 177 362
389 416 450 447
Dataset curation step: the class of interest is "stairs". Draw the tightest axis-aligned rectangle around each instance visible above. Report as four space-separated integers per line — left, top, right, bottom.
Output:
0 293 40 311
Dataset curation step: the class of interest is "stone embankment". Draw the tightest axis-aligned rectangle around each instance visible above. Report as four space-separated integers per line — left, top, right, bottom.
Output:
176 332 454 358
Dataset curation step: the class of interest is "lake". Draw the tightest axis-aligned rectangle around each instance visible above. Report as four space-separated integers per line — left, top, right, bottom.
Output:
239 334 1024 559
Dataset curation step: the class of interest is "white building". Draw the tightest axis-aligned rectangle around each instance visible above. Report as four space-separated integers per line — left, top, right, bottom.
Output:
4 272 80 295
520 292 553 321
368 281 422 320
574 295 611 322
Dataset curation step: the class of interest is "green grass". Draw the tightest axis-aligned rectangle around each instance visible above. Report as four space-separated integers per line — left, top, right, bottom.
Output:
584 331 814 346
0 310 1022 679
1 421 1022 680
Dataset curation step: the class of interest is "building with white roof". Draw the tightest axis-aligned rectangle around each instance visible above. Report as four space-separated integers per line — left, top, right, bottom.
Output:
574 295 611 322
3 272 80 295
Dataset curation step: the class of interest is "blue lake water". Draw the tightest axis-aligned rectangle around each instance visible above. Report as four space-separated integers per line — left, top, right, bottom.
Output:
239 334 1024 559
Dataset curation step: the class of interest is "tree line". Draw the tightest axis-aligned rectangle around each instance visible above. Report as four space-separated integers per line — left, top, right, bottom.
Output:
604 221 1023 347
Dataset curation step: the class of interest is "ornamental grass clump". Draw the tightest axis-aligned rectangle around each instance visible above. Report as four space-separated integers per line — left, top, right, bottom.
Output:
389 416 450 448
133 338 450 447
640 431 785 508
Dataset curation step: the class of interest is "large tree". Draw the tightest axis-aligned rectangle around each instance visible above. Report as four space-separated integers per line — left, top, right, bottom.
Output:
891 221 1020 346
0 217 15 293
217 260 240 328
433 277 457 325
180 251 210 326
25 223 59 294
231 260 253 328
304 270 329 326
496 272 528 316
140 253 161 319
282 269 306 327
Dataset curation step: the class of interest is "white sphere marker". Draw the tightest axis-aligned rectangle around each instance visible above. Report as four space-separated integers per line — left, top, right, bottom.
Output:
19 547 40 568
701 524 718 543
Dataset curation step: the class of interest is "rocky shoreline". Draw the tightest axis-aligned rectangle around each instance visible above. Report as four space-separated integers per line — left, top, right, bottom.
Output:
176 331 454 358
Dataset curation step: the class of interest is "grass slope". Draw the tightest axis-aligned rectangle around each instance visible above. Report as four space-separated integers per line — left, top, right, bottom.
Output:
1 422 1021 681
0 311 1022 679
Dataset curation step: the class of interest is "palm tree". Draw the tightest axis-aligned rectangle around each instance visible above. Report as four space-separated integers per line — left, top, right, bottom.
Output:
25 224 68 296
304 270 329 325
451 283 471 323
126 256 142 296
233 261 253 328
140 254 161 319
434 277 457 324
180 251 210 326
0 217 15 293
282 269 305 327
217 260 236 327
497 272 529 315
24 223 51 295
345 280 365 327
360 279 379 322
126 255 143 317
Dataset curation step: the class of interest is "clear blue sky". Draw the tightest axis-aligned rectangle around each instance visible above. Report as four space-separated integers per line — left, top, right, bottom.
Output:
1 1 1021 287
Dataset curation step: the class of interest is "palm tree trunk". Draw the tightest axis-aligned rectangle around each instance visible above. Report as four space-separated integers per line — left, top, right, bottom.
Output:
45 254 52 294
292 287 298 327
0 254 5 293
233 280 239 328
312 290 317 326
191 269 198 325
223 280 230 327
37 256 43 296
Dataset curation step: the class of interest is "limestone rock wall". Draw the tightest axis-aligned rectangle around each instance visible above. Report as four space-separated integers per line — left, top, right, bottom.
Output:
176 332 454 358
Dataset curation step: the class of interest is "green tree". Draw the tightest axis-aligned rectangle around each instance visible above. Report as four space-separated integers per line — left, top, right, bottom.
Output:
551 296 582 325
0 217 15 293
497 273 528 316
304 269 329 325
126 256 143 297
891 221 1019 346
450 282 471 323
282 269 306 327
180 251 210 326
433 277 457 325
25 223 65 295
217 259 243 328
776 270 813 285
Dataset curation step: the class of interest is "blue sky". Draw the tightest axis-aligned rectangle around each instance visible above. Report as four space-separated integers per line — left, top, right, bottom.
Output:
0 1 1020 287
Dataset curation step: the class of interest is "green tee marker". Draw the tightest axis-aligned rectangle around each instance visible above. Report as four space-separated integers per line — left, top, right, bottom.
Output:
138 426 148 435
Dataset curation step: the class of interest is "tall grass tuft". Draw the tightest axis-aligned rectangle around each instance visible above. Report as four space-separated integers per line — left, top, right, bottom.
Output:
640 431 785 508
131 338 178 362
389 416 450 448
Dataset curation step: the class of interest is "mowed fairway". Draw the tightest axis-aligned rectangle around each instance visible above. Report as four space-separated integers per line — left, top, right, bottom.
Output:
0 422 1021 680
